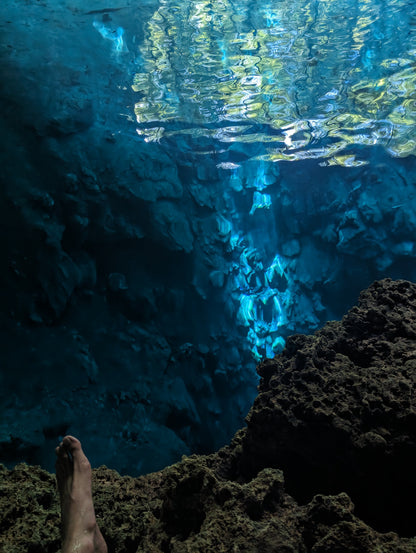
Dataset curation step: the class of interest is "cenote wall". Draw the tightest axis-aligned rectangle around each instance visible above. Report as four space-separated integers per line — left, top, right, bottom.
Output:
1 0 416 475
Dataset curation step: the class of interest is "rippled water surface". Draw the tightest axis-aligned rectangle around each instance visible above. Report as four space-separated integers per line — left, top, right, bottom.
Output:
125 0 416 360
133 0 416 164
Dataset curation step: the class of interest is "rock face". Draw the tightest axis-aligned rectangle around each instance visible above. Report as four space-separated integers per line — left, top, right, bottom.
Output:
3 0 416 478
238 278 416 536
1 279 415 552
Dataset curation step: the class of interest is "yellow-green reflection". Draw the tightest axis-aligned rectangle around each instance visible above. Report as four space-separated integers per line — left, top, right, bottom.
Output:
133 0 416 160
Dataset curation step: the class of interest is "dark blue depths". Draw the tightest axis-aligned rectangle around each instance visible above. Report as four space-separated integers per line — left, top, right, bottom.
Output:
1 0 416 475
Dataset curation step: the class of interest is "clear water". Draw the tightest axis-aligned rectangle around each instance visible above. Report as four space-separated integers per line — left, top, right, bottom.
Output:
128 0 416 359
2 0 416 474
134 0 416 162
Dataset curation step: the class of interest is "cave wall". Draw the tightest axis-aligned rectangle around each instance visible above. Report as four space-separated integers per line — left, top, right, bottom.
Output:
1 0 416 475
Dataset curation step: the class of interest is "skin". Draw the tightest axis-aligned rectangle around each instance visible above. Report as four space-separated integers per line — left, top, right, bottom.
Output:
55 436 108 553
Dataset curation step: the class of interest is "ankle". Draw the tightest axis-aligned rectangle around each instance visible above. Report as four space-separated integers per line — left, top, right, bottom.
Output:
63 534 95 553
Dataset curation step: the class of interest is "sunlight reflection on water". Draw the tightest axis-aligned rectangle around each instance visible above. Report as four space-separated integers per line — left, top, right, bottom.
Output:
133 0 416 164
131 0 416 360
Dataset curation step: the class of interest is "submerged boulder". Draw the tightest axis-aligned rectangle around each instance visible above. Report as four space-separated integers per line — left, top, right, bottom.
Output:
150 201 194 253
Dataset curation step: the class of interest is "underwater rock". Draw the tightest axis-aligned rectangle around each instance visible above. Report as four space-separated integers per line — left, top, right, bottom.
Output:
37 249 83 318
189 182 218 209
209 269 225 288
281 238 301 257
150 201 194 253
126 175 183 204
107 272 128 292
1 279 415 552
392 240 415 257
196 161 218 183
113 139 183 202
336 209 366 252
358 189 384 223
0 408 47 461
160 376 202 430
293 239 334 290
45 99 95 137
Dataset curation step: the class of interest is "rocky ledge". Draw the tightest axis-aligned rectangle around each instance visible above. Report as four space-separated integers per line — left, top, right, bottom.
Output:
1 278 415 552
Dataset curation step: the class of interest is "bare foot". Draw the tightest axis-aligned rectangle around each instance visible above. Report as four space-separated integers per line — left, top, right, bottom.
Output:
55 436 107 553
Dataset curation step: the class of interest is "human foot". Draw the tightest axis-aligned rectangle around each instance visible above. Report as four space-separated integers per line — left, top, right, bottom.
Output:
55 436 107 553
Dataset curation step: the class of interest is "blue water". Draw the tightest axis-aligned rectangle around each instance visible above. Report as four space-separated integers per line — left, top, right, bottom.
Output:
129 0 416 359
133 0 416 159
2 0 416 475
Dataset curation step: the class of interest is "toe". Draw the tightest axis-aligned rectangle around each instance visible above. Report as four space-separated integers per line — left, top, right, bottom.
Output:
62 435 82 452
56 443 70 460
62 436 91 472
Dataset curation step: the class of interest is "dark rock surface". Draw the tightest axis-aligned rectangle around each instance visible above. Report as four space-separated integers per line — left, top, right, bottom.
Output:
238 278 416 536
1 278 415 552
0 0 259 476
3 0 416 483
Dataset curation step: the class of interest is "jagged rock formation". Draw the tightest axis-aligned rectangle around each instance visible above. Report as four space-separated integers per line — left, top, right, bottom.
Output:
238 278 416 536
1 279 415 552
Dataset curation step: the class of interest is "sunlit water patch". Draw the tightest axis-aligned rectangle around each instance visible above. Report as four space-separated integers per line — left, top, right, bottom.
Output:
128 0 416 359
133 0 416 162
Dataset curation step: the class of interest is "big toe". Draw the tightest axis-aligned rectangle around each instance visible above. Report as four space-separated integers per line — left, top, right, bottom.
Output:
62 436 91 472
62 435 82 451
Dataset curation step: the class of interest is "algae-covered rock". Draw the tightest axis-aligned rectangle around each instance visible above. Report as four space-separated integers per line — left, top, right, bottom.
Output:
1 279 415 552
239 278 416 536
